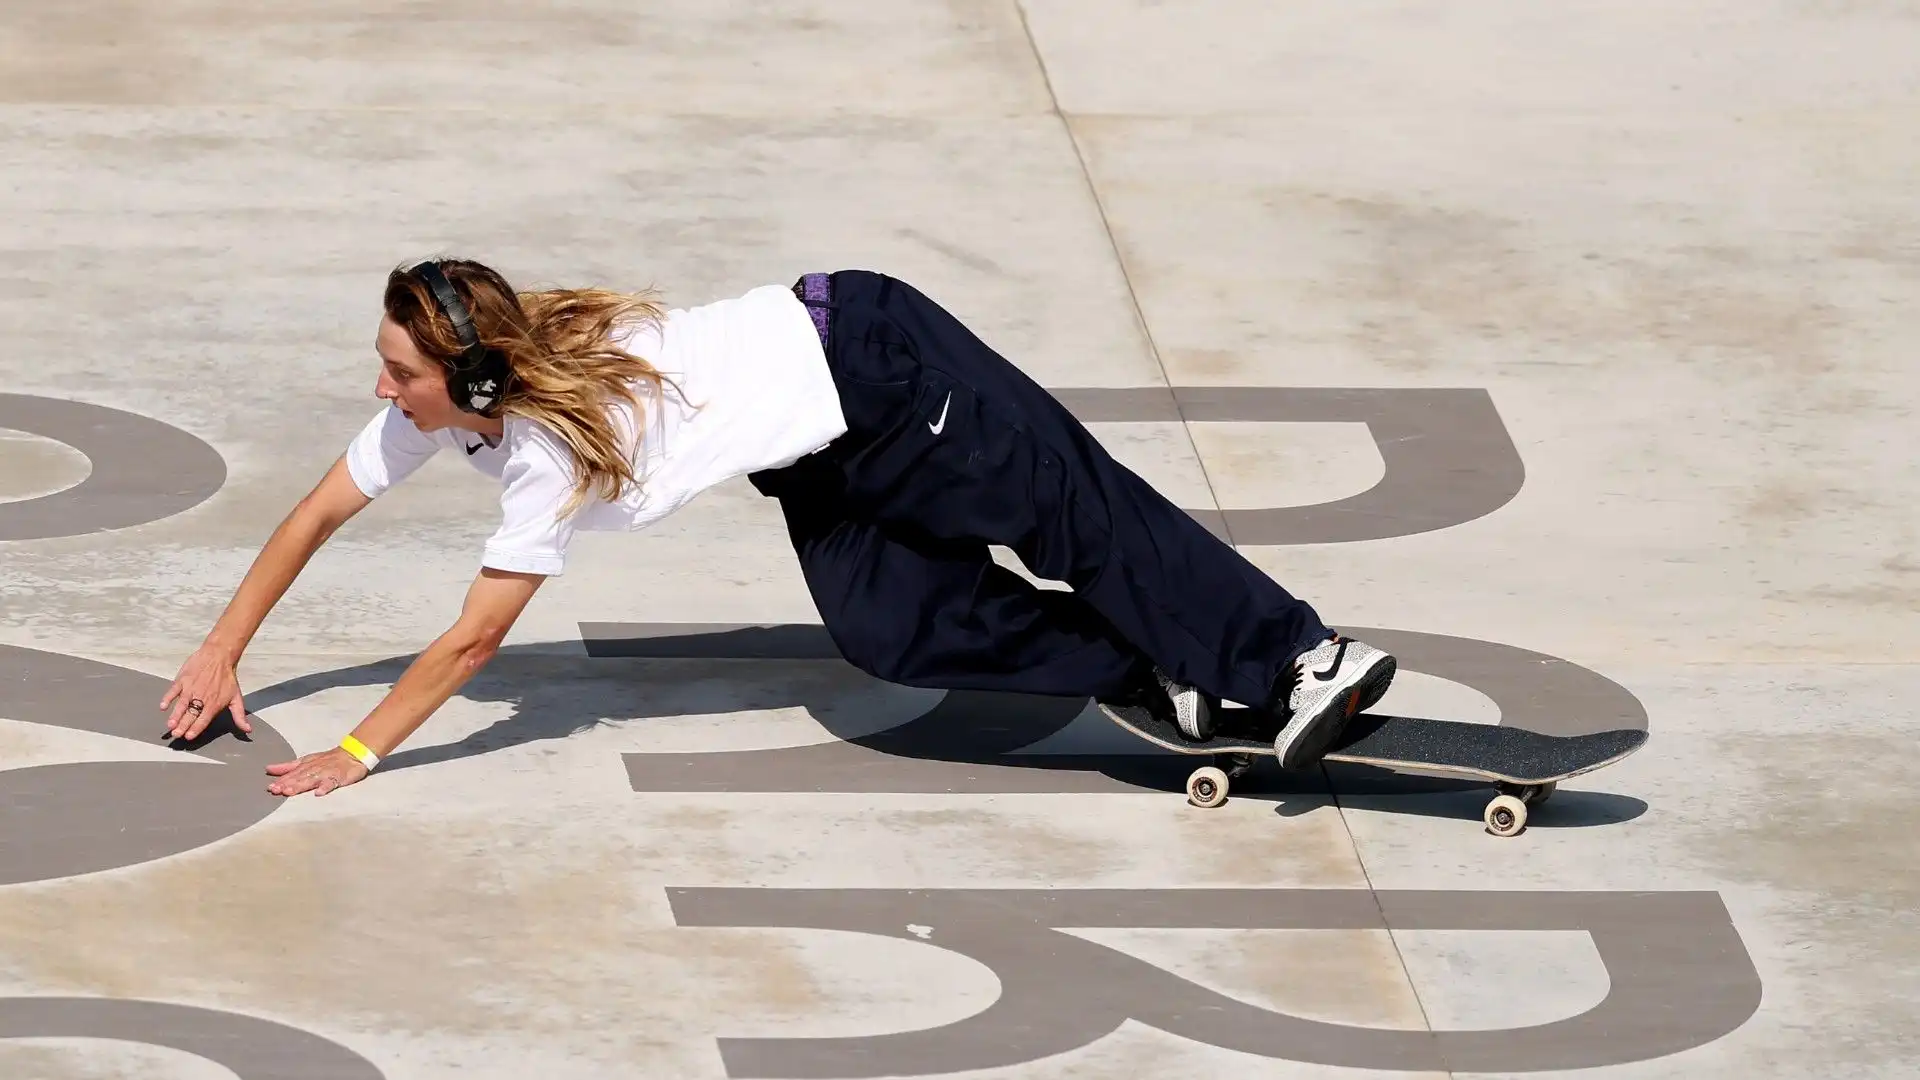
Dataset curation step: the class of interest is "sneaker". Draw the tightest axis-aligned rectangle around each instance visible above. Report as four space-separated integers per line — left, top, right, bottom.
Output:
1270 634 1396 768
1155 667 1214 741
1099 658 1215 741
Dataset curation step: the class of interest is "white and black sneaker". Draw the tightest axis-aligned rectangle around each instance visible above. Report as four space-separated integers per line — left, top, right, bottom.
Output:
1154 667 1213 741
1100 658 1216 741
1271 634 1396 768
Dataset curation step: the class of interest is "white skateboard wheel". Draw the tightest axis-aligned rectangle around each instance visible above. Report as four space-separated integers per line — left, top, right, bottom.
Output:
1484 794 1528 837
1186 766 1229 808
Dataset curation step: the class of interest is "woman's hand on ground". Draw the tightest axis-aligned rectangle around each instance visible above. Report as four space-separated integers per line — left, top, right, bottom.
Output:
264 747 369 798
160 643 252 742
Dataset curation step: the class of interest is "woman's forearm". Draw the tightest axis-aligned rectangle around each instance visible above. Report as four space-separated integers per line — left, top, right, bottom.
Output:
203 503 343 662
345 632 495 758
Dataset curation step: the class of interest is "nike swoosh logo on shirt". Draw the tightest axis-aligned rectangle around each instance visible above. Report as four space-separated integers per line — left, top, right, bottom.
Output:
929 392 951 434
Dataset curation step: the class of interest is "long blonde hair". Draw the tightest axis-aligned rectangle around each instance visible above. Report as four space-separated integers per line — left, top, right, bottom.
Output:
384 258 682 517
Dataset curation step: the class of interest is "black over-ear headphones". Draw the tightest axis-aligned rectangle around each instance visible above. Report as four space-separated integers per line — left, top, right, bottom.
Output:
408 259 509 416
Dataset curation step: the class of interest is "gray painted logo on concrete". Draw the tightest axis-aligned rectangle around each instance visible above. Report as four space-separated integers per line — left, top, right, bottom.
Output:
669 887 1761 1077
0 389 1727 1079
0 643 292 886
0 398 373 1074
0 394 225 540
0 997 385 1079
1051 386 1524 543
0 643 380 1073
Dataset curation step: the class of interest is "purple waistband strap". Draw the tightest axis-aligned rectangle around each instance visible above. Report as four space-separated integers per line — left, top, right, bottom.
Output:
794 272 831 347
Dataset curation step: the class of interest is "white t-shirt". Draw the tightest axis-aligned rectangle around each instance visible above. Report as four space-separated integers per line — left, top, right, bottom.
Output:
344 282 847 575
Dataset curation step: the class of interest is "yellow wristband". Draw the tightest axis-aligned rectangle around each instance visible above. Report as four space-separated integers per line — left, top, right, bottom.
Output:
339 734 380 771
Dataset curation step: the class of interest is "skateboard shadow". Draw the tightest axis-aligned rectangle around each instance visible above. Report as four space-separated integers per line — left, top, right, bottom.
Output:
229 639 1644 828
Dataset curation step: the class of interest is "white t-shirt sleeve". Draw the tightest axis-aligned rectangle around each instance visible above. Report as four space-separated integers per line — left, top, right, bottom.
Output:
482 420 582 576
345 405 443 498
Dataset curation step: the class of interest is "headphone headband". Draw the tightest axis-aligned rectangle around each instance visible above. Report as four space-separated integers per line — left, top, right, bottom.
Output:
408 260 485 368
406 259 506 416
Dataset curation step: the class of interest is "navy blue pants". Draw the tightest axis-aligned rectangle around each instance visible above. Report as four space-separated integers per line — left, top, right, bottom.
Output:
748 270 1331 708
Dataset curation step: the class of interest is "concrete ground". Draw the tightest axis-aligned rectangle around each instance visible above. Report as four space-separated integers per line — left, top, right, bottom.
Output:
2 3 1916 1078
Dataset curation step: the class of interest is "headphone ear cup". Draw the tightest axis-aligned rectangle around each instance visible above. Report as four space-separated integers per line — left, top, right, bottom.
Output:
450 348 509 416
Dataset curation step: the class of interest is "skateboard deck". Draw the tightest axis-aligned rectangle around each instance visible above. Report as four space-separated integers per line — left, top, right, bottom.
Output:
1099 702 1648 836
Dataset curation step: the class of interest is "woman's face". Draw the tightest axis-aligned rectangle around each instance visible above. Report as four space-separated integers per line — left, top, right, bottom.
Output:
373 314 457 431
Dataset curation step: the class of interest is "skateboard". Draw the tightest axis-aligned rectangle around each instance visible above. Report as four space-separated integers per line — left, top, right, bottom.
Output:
1099 702 1648 837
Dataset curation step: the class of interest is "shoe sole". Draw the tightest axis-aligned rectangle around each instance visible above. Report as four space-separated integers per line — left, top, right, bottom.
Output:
1275 654 1398 769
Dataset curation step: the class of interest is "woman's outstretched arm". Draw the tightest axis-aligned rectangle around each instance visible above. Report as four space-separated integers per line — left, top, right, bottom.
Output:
263 564 546 798
160 454 373 740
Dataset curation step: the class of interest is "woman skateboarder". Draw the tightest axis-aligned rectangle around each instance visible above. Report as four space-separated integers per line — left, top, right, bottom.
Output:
160 260 1397 798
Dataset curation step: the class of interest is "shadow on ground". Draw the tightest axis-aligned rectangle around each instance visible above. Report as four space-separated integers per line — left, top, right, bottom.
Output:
236 639 1646 830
